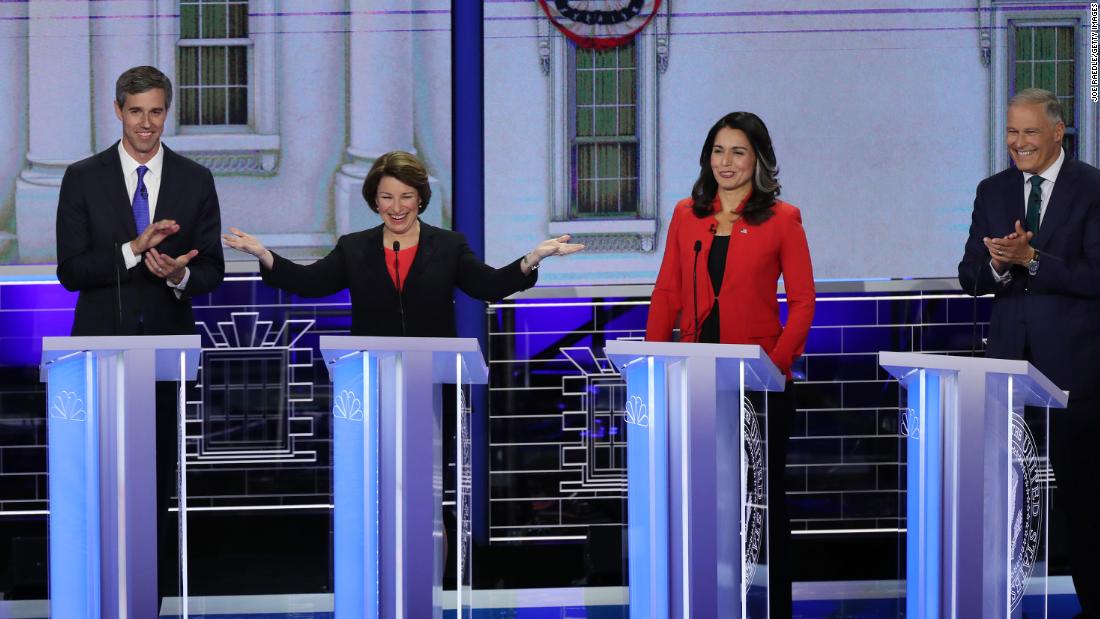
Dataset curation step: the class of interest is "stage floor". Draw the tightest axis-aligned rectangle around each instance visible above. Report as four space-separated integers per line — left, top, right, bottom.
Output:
0 580 1083 618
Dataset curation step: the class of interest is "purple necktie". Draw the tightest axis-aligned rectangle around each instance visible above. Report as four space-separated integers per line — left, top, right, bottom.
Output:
132 165 149 233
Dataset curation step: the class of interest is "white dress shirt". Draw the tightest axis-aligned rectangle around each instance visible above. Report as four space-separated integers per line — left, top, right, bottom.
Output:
991 148 1065 282
117 141 190 292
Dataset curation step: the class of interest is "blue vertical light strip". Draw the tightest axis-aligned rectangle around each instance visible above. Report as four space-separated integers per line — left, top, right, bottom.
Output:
86 353 100 617
905 372 921 619
456 353 473 619
365 353 379 618
451 0 490 546
925 373 942 619
46 352 99 618
625 357 669 619
332 352 379 619
451 0 485 344
906 371 941 619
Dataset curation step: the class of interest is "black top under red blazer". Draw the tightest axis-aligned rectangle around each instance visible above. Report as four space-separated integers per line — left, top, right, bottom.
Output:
261 221 538 337
56 142 225 335
958 158 1100 399
646 197 816 376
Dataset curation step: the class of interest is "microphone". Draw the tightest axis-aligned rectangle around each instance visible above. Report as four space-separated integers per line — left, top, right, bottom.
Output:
692 240 702 342
393 240 406 336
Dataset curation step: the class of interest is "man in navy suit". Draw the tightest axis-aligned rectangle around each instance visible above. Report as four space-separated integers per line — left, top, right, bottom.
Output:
56 65 224 336
54 65 224 604
959 88 1100 618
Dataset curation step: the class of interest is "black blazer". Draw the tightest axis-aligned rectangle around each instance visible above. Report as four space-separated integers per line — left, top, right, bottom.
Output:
56 142 225 335
958 158 1100 398
261 221 537 337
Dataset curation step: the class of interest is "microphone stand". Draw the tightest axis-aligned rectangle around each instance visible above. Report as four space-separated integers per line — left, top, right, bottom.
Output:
692 240 702 342
394 240 406 336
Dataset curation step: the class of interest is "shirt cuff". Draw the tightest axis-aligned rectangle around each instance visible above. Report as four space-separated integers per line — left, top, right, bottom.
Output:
990 261 1012 284
166 267 191 299
121 242 141 270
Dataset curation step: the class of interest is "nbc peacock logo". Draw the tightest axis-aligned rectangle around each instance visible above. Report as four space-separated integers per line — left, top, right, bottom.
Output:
50 391 86 422
332 389 363 422
624 395 649 428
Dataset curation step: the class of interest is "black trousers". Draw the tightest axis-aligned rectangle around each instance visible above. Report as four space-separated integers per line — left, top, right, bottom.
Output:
763 386 793 618
1049 395 1100 618
155 382 181 603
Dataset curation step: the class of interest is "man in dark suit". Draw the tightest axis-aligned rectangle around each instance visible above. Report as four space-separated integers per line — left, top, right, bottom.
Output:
959 88 1100 618
56 65 224 335
54 65 224 603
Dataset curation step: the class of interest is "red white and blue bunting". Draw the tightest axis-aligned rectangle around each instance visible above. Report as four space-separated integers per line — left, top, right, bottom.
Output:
537 0 663 49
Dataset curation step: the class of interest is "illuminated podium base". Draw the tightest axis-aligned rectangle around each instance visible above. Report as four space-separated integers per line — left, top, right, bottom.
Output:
320 336 482 619
606 340 784 619
879 352 1068 619
40 335 200 619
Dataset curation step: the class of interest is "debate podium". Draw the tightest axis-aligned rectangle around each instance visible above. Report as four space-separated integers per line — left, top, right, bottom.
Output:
879 352 1068 619
605 340 784 619
320 336 483 619
40 335 200 618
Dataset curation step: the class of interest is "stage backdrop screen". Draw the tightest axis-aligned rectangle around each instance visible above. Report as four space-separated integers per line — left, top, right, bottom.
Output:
0 2 453 268
483 0 1097 284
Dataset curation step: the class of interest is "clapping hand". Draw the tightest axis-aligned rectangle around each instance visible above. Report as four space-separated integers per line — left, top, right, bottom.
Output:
130 219 179 254
144 247 198 285
983 220 1035 270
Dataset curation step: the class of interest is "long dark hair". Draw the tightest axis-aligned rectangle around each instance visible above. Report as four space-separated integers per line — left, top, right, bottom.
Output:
691 112 780 225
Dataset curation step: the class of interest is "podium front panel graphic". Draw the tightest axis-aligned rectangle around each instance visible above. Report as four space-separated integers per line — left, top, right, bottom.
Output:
321 336 485 619
606 340 783 619
41 335 200 619
880 352 1067 619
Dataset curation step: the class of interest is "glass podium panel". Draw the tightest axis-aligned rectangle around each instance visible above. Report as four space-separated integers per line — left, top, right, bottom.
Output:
44 351 100 618
606 341 782 619
320 336 485 619
1006 378 1051 619
454 354 475 619
737 387 769 617
41 336 199 618
883 352 1063 619
330 350 381 619
621 356 669 619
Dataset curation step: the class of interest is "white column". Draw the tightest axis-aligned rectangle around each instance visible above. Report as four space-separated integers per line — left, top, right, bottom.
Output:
335 0 437 235
92 0 157 149
410 0 452 228
0 0 29 259
15 0 94 263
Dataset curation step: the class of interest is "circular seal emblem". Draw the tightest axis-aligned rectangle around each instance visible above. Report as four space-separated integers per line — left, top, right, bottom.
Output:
537 0 662 49
1009 413 1044 610
741 396 767 592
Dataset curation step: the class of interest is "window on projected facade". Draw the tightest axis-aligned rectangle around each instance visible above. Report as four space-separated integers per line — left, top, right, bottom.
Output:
1011 23 1077 158
572 42 639 217
178 0 250 127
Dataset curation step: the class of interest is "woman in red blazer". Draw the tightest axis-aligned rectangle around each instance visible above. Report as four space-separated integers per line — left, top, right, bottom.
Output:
646 113 815 375
647 112 814 616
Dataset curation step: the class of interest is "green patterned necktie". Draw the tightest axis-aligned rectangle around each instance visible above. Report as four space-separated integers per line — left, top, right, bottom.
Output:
1026 175 1044 233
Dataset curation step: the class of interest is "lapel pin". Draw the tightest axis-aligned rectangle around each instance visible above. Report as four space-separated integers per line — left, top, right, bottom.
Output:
739 228 748 234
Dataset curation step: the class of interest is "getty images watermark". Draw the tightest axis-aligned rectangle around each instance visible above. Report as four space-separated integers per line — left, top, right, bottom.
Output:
1092 3 1099 102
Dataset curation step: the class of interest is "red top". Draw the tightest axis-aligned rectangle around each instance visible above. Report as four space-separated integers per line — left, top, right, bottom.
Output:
645 196 816 376
385 244 419 291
